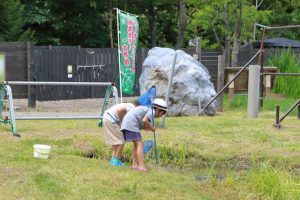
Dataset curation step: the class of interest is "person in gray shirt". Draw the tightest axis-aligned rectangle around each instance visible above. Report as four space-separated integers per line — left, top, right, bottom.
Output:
121 98 167 172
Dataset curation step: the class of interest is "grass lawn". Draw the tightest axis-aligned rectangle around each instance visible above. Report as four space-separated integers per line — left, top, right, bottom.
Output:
0 98 299 200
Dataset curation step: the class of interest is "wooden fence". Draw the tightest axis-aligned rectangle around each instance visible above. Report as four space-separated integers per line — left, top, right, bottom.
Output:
2 42 298 102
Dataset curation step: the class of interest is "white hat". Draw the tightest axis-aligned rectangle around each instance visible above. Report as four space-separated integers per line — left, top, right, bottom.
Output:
153 98 168 111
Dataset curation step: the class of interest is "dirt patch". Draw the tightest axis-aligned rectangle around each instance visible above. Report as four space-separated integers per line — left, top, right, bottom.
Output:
73 141 99 158
3 97 137 118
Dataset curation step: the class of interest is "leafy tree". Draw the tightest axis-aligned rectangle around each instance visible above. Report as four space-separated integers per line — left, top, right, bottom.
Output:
188 0 271 66
0 0 34 42
22 0 110 47
258 0 300 40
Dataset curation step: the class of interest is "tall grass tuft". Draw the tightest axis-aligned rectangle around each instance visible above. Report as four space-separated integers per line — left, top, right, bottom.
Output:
268 48 300 98
247 163 299 200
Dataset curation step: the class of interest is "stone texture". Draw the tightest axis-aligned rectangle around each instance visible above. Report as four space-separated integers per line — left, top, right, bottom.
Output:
139 47 216 116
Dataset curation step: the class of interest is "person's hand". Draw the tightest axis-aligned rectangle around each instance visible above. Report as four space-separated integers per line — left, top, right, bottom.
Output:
152 127 156 133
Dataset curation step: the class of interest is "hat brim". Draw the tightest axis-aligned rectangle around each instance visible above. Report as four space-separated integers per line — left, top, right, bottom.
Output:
153 105 168 111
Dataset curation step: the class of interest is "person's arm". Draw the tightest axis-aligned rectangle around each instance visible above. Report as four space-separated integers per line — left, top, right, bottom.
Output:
116 107 127 126
142 115 156 132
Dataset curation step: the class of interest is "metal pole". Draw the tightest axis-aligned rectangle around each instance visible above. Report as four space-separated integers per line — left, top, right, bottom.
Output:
161 52 177 128
279 99 300 123
274 105 280 128
264 72 300 76
15 116 101 120
4 85 18 135
258 28 265 109
4 81 112 86
263 24 300 30
200 50 261 115
115 8 123 103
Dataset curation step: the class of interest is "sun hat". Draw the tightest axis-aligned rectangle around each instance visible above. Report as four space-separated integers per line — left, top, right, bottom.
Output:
153 98 168 111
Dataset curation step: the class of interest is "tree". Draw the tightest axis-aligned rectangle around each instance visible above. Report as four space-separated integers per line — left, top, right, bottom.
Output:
188 0 271 67
22 0 110 47
0 0 34 42
176 0 187 49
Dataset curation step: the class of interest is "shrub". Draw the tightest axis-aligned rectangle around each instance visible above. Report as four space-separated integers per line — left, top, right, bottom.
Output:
268 48 300 98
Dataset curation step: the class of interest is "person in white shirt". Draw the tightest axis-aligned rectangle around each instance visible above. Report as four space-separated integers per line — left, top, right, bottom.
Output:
103 103 135 166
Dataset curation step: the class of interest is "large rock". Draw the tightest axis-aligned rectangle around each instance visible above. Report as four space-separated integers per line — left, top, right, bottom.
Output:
139 47 217 116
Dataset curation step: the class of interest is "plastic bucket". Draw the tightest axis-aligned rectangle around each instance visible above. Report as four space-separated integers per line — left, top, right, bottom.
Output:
33 144 51 159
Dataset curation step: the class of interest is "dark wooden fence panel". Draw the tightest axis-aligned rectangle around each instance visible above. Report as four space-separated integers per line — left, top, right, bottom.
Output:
0 42 28 98
199 50 222 89
34 46 122 100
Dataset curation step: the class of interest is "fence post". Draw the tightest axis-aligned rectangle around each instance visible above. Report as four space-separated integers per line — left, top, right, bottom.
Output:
298 103 300 119
195 37 201 61
274 105 280 127
27 42 36 108
228 73 235 103
265 75 271 97
248 65 260 119
217 55 225 112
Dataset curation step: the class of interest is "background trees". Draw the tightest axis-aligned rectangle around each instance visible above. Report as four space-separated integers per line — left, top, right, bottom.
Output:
0 0 34 42
1 0 299 52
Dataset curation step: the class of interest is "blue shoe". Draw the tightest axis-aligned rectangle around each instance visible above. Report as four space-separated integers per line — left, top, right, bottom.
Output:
143 140 153 154
109 157 126 166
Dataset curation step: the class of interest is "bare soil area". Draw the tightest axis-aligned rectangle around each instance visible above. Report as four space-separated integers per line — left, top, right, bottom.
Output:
4 97 137 117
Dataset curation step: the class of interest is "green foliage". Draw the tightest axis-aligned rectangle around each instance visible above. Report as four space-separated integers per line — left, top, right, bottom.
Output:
223 94 299 115
187 0 271 49
0 0 34 42
247 164 299 200
268 48 300 98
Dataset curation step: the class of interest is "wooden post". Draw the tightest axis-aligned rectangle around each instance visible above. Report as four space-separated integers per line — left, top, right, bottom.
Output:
265 75 271 97
195 37 201 61
274 105 281 128
298 104 300 119
27 42 36 108
217 55 225 111
228 73 235 103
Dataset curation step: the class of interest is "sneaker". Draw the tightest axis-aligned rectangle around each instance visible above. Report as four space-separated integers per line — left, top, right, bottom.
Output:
109 157 126 166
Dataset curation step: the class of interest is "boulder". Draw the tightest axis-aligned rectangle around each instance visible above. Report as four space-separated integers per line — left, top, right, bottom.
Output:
139 47 217 116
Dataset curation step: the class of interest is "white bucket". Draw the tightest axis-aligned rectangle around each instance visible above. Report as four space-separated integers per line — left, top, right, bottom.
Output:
33 144 51 159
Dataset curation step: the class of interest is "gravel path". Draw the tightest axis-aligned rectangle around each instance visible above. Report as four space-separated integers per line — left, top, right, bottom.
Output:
3 97 137 117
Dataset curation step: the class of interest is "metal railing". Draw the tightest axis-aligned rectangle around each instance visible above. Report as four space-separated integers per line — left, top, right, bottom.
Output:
200 50 262 115
274 99 300 127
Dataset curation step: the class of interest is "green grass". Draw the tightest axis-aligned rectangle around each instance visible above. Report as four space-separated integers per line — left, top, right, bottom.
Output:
223 94 299 116
0 107 299 199
268 48 300 98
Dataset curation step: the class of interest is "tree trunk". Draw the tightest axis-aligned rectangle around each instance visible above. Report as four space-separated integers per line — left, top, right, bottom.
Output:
231 0 242 67
224 1 231 67
109 0 114 48
176 0 186 49
148 7 157 47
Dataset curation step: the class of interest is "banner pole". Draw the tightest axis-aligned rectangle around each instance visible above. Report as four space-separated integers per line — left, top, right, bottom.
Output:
116 8 123 103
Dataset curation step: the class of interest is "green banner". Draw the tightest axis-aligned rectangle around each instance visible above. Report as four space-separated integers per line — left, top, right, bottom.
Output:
119 12 139 95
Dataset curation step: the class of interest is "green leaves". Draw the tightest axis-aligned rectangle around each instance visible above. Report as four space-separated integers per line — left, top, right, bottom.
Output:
268 48 300 98
0 0 34 42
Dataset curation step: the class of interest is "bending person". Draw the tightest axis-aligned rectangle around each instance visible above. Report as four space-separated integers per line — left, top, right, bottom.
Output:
121 98 167 172
103 102 136 166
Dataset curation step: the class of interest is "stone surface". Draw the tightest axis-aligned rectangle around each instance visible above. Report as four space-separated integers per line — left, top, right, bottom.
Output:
139 47 216 116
